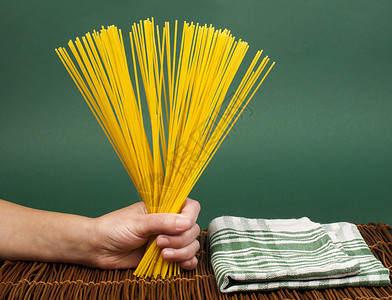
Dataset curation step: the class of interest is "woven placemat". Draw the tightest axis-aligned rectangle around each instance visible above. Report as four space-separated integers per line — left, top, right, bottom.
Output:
0 222 391 299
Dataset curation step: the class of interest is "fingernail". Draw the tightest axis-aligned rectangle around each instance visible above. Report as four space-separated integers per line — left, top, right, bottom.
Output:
176 216 189 230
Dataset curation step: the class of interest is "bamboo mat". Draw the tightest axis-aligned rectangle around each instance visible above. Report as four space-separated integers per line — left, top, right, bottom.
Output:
0 222 391 299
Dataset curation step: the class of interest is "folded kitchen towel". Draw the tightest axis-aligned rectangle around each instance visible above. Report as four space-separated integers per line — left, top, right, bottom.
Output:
208 216 390 293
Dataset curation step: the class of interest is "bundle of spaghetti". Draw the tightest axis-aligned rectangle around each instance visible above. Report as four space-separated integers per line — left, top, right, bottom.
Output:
55 18 274 279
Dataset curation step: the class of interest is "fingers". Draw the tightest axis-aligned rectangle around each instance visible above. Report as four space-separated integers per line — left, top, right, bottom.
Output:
180 256 199 270
156 223 200 249
132 197 201 270
161 239 200 262
135 213 192 237
158 198 200 270
180 198 201 225
134 198 201 238
156 221 200 271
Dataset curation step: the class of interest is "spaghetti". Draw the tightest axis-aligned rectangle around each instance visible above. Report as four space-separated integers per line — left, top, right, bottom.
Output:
56 18 274 278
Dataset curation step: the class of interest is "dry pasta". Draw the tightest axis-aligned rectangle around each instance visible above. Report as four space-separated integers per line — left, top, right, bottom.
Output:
56 18 274 278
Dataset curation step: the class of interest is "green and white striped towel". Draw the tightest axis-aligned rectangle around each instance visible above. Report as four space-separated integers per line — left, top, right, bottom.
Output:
208 217 390 293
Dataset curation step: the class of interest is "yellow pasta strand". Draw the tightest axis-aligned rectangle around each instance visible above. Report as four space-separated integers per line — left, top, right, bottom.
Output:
55 18 275 279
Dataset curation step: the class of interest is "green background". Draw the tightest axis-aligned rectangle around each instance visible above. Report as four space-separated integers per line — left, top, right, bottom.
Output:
1 0 391 228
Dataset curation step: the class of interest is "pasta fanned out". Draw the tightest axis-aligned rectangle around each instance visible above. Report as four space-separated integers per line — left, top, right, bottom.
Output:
56 18 274 278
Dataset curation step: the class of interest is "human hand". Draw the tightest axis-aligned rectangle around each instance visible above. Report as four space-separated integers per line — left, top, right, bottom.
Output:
89 198 201 270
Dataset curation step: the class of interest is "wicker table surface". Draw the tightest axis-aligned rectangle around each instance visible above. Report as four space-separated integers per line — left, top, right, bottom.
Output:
1 223 391 300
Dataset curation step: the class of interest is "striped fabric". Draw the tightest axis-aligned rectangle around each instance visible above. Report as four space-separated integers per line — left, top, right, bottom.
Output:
208 217 390 293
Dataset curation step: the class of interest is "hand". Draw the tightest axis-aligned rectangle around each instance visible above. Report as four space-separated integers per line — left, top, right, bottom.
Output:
90 198 201 270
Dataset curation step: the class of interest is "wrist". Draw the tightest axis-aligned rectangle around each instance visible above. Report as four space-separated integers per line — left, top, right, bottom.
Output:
65 216 99 267
38 212 99 267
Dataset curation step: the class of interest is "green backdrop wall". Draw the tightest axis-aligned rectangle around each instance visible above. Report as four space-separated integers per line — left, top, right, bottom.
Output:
1 0 391 228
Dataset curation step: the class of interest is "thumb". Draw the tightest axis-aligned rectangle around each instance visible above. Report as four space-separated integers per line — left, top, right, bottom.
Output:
136 213 191 237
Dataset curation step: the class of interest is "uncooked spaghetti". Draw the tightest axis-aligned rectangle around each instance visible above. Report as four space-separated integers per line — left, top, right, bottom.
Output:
56 18 274 278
